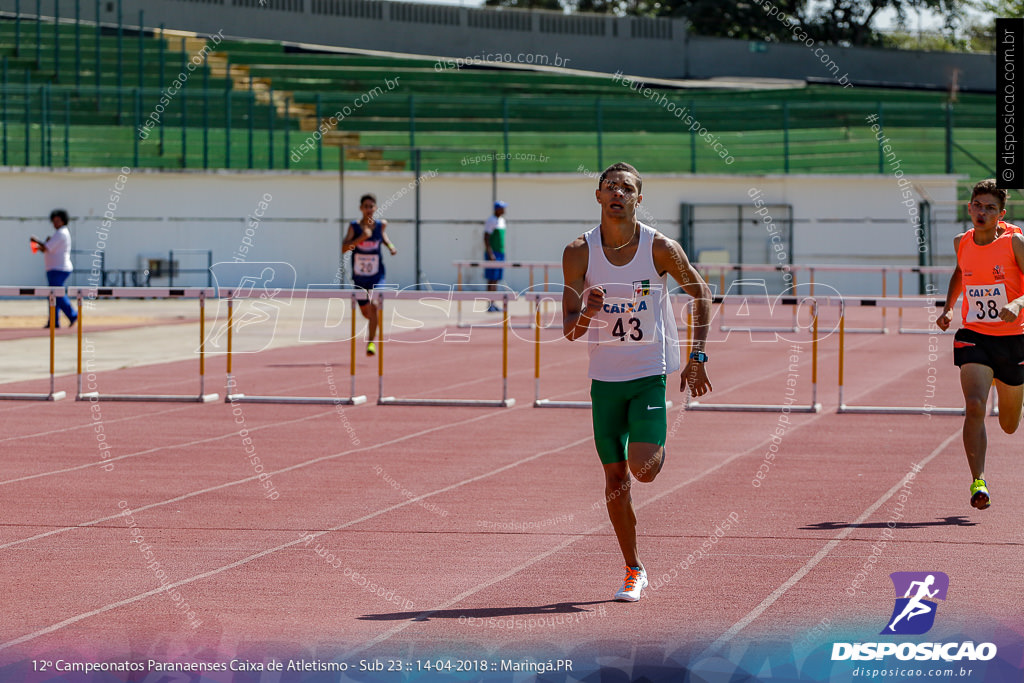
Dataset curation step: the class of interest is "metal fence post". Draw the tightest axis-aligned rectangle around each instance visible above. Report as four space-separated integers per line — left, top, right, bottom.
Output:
137 10 144 89
225 76 232 169
64 90 70 165
75 0 81 88
94 0 100 104
40 84 47 166
689 100 696 173
116 0 122 124
158 24 165 156
24 73 30 165
283 96 289 169
15 0 21 58
133 87 140 167
247 85 254 169
945 102 953 174
408 93 415 167
35 0 41 70
202 44 209 168
502 96 509 172
596 96 603 171
181 82 187 168
315 92 322 170
783 101 790 173
46 82 53 166
268 86 274 169
1 56 6 167
53 0 59 83
876 102 884 173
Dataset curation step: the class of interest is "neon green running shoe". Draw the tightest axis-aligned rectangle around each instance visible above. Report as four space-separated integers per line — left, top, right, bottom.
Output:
366 341 376 356
970 479 990 510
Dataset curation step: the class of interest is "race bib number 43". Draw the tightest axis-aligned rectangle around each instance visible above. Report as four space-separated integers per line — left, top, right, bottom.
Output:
966 283 1008 322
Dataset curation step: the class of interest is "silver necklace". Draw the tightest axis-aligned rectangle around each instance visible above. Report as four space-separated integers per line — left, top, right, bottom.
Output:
606 223 637 251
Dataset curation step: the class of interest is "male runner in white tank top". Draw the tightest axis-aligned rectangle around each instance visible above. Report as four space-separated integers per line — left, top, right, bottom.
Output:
562 162 713 602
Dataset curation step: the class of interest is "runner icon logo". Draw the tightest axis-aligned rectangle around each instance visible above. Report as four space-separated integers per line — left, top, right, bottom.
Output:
881 571 949 636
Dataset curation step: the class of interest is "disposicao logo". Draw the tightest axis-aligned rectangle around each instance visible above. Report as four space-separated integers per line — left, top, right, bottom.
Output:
831 571 997 663
882 571 948 635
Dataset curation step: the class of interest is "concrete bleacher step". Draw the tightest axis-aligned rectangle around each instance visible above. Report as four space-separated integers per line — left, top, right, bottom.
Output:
197 45 317 127
322 131 360 146
367 159 406 171
345 147 383 161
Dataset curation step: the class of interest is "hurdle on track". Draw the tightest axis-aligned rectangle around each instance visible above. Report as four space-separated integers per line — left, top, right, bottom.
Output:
377 290 515 407
527 292 675 410
806 266 889 334
697 263 963 335
835 295 973 415
223 288 367 405
528 293 589 408
697 265 800 335
73 287 219 403
0 287 67 401
687 295 822 413
454 259 558 329
897 266 955 334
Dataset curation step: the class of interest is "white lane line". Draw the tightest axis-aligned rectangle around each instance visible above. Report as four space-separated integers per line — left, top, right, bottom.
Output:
696 428 961 659
0 409 339 487
0 406 519 552
346 403 844 655
347 361 947 654
0 405 192 444
0 433 592 652
0 349 576 486
1 333 928 652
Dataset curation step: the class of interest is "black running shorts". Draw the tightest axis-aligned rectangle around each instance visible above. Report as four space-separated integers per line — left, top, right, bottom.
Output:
953 327 1024 386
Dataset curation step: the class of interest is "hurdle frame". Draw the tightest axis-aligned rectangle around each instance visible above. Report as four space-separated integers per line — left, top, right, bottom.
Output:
0 286 67 401
698 264 800 335
377 290 515 407
687 295 822 413
897 266 956 334
73 287 219 403
454 259 558 329
528 292 676 410
529 293 590 408
223 288 367 405
836 296 982 415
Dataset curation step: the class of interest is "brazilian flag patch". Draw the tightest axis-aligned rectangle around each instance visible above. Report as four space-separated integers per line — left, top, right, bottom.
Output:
633 279 650 298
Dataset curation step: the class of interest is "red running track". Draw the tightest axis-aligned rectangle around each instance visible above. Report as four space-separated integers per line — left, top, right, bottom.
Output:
0 306 1022 680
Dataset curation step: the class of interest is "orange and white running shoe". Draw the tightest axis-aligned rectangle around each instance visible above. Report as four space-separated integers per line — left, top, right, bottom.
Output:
614 565 648 602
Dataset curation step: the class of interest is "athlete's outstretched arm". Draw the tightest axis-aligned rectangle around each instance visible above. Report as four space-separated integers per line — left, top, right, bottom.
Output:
937 234 964 331
380 220 397 255
999 233 1024 322
653 236 712 397
341 223 363 253
562 237 603 341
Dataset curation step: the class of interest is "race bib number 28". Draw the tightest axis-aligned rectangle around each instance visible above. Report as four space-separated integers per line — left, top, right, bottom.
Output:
354 253 380 277
966 283 1008 322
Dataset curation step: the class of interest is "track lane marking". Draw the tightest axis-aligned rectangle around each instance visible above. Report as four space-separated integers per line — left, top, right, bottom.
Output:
696 428 961 659
0 432 591 652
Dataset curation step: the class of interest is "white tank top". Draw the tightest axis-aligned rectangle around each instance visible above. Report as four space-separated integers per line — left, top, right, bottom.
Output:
584 223 680 382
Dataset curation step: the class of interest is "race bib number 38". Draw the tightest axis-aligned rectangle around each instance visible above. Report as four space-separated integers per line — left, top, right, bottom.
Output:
966 283 1008 322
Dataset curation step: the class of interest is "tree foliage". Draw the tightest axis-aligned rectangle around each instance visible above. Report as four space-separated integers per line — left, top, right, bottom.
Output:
483 0 975 47
483 0 562 11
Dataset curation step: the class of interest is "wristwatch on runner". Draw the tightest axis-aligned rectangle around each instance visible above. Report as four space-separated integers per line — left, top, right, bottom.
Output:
689 351 708 363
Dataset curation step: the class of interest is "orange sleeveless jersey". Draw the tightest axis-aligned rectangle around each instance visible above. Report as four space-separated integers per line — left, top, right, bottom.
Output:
958 222 1024 335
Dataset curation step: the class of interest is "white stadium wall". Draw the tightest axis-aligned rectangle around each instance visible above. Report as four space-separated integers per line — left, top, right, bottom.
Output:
0 168 962 297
